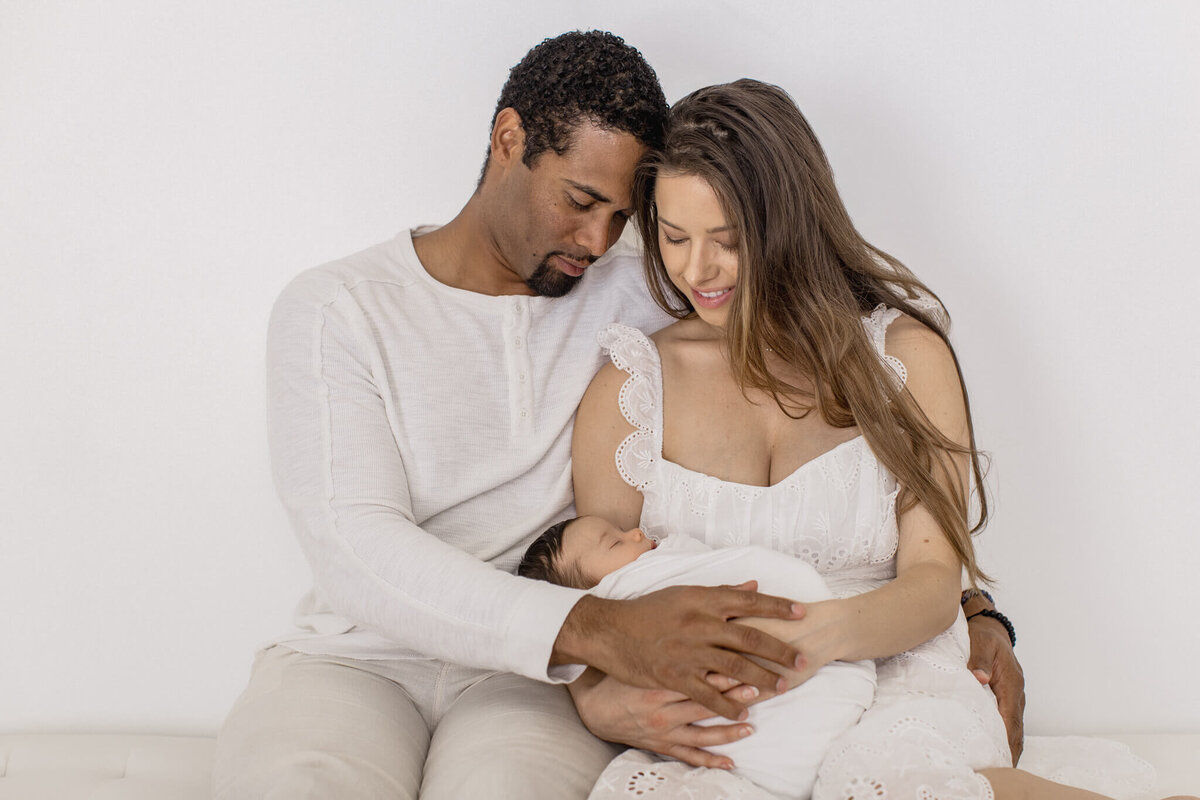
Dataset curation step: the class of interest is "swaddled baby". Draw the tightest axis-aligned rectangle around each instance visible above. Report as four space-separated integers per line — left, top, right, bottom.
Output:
519 515 877 800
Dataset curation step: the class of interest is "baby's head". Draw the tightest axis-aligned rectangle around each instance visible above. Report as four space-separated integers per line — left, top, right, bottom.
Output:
518 515 656 589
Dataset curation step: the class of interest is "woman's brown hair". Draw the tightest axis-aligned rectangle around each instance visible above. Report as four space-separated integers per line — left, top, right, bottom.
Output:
633 79 990 583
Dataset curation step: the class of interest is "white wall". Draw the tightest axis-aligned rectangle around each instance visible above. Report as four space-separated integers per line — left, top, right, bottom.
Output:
2 1 1197 736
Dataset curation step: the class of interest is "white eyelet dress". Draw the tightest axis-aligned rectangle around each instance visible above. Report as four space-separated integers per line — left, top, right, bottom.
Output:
585 309 1145 800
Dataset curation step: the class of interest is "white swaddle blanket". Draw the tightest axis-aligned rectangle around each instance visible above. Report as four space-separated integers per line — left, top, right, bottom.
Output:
591 535 877 799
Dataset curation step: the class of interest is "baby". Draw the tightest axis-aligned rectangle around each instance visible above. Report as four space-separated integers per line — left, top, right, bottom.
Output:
519 515 877 800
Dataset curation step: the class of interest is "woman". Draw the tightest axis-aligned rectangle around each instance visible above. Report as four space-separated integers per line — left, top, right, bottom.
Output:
571 80 1169 800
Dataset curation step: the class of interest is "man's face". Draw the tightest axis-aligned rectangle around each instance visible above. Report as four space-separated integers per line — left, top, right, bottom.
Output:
490 122 647 297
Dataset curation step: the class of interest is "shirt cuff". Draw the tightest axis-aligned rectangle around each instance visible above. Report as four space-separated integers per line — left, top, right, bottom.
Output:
502 578 589 683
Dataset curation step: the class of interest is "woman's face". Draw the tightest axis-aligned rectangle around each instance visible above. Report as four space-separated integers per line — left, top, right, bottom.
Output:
654 172 739 329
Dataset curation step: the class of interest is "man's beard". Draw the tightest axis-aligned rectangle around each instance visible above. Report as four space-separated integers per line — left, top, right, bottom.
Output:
524 254 587 298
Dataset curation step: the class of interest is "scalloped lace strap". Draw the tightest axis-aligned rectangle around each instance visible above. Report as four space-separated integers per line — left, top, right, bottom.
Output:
597 323 664 490
863 304 908 387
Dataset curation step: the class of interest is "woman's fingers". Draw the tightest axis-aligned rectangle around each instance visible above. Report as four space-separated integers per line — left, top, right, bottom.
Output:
704 672 743 691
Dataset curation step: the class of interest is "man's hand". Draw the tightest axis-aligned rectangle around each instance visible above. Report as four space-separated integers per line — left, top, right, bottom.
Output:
552 582 803 720
568 669 763 769
965 603 1025 765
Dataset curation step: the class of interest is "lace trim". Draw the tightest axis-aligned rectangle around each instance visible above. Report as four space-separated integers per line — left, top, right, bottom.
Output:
598 324 663 491
865 304 908 388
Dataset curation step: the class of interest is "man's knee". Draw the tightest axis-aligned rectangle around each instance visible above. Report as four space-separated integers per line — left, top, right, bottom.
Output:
214 750 415 800
421 673 619 799
212 647 429 800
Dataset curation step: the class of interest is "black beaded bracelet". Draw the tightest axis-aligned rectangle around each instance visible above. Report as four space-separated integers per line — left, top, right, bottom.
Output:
967 608 1016 647
960 588 995 606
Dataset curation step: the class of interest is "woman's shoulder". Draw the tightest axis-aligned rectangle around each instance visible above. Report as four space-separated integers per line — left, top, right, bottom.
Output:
881 312 954 372
879 311 967 427
649 317 723 367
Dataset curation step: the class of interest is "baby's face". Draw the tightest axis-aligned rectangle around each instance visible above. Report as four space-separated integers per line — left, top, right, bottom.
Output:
562 516 656 585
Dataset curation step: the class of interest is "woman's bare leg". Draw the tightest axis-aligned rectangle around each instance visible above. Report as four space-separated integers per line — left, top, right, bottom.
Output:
983 768 1198 800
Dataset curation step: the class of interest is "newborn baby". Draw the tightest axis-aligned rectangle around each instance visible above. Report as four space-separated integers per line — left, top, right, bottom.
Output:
519 515 877 800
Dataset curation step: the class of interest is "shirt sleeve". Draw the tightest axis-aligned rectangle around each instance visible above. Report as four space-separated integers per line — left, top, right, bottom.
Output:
266 273 586 682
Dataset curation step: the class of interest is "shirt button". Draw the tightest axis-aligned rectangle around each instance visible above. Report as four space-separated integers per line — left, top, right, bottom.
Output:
519 372 527 382
514 337 523 346
520 409 528 418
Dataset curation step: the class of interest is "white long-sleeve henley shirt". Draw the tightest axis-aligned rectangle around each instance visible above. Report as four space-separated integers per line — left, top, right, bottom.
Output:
266 228 672 681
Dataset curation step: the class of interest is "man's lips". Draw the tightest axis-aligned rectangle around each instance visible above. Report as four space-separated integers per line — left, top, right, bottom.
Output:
554 254 589 277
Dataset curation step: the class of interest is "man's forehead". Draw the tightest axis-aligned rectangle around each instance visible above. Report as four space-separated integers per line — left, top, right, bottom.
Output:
546 123 645 205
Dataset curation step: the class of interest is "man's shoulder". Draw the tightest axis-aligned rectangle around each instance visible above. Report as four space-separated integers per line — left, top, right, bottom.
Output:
586 234 643 287
573 235 675 334
276 232 419 310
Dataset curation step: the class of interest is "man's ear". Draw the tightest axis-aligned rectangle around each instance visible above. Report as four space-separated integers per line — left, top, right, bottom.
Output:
489 107 526 172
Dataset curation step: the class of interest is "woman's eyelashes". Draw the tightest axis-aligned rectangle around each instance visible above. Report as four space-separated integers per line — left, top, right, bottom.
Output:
660 231 738 253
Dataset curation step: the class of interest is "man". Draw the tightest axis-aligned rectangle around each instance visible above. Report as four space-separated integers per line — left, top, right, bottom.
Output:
213 31 1023 799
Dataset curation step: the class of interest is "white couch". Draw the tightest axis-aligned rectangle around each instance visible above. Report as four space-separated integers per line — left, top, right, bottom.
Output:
1 732 1196 799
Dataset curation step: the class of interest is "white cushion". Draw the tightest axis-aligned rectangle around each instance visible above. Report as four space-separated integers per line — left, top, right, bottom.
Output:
0 732 1196 799
0 735 213 800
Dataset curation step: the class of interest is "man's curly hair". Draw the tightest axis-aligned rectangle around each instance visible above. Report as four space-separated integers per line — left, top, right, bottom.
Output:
483 31 668 178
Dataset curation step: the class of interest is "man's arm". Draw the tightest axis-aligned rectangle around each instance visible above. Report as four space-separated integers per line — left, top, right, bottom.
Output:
267 274 584 680
962 589 1025 764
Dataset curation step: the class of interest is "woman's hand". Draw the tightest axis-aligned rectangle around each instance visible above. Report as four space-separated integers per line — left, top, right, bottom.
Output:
568 668 764 769
733 598 853 688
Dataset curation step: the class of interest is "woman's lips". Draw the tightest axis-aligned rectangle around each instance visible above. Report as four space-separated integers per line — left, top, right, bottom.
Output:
691 286 734 309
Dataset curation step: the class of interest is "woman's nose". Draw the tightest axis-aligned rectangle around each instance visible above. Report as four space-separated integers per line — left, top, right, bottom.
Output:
683 248 716 286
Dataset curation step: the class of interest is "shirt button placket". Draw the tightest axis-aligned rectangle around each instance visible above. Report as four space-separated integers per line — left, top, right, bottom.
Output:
508 297 534 433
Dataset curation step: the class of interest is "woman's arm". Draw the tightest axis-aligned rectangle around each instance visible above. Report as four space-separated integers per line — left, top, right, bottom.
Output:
740 317 972 673
572 361 646 527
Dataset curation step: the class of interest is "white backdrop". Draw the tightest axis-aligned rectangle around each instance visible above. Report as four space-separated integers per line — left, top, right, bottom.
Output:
2 1 1197 736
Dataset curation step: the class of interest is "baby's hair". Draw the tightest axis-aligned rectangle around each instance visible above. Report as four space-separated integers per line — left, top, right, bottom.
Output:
517 518 591 589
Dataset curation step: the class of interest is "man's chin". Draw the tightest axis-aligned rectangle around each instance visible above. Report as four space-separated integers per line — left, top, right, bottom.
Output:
525 259 583 298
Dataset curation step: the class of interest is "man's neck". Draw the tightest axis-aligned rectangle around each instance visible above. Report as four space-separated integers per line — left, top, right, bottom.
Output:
412 199 536 296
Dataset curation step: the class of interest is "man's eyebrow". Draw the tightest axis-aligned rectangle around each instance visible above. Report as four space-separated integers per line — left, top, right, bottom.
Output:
658 215 733 234
565 180 613 205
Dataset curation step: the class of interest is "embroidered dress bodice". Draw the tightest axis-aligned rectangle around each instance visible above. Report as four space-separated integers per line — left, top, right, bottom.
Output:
599 306 905 600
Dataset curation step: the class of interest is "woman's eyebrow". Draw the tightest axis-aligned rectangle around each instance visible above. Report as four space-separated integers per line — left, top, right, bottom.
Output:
657 215 732 234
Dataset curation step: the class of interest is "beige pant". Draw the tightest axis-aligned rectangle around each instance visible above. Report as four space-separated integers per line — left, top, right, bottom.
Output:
212 645 619 799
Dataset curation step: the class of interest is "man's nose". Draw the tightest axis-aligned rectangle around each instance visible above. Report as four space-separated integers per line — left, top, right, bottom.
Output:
574 215 610 259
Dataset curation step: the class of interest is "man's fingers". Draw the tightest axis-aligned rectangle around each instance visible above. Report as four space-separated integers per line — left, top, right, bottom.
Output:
1009 725 1024 766
720 586 804 621
728 622 801 673
703 648 788 696
992 674 1026 766
686 676 749 721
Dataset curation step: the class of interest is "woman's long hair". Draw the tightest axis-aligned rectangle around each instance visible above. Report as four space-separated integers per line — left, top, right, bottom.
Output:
633 79 990 583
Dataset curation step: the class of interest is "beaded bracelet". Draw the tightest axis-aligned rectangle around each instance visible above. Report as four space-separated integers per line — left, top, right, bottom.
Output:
960 587 995 606
967 608 1017 647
